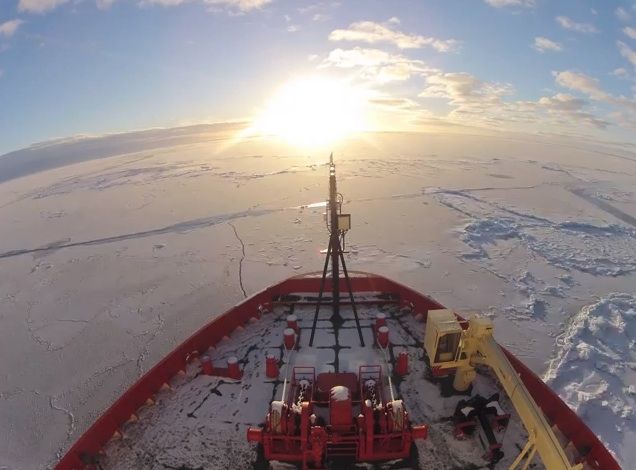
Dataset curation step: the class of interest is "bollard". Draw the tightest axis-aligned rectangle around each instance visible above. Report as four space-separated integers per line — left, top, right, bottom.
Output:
377 326 389 348
227 356 241 379
284 328 296 350
396 351 409 376
266 354 279 378
287 314 299 332
375 312 386 331
247 427 263 443
200 355 214 375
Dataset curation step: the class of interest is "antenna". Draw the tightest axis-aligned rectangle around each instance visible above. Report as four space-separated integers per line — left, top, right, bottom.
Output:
308 154 363 349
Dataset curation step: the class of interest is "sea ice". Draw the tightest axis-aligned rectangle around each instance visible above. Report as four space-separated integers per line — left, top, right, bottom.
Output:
544 294 636 467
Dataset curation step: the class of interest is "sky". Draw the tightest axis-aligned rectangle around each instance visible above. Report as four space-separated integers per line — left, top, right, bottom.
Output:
2 0 636 154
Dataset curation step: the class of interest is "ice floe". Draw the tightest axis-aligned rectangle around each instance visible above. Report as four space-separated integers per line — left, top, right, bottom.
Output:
438 189 636 276
544 294 636 466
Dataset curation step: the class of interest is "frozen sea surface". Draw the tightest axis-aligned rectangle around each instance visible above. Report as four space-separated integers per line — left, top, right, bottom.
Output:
0 127 635 468
544 293 636 466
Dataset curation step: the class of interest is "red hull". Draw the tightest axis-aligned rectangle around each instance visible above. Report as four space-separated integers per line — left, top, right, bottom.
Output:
55 273 619 469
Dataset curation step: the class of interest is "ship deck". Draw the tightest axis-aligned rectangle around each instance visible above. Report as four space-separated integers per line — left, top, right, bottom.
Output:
100 293 538 469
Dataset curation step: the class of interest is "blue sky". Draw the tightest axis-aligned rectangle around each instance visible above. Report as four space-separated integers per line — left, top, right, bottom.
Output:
2 0 636 154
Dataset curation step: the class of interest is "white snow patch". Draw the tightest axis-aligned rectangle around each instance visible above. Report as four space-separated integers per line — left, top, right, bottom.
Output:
486 401 504 416
271 401 284 415
544 294 636 466
330 385 350 402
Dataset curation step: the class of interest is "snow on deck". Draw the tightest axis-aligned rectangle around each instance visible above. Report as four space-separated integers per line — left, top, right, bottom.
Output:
100 297 539 469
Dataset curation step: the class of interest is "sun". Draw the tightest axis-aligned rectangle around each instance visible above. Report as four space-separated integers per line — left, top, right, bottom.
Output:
252 76 367 148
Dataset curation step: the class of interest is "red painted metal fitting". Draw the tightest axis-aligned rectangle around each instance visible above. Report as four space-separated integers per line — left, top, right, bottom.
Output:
227 356 241 379
286 314 299 332
329 386 352 429
377 325 389 348
396 351 409 376
356 413 365 429
283 328 296 350
265 354 279 378
246 427 263 443
412 424 428 440
186 350 199 363
200 355 214 375
375 312 386 331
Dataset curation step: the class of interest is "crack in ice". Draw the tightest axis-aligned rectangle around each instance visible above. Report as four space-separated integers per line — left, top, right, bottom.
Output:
228 222 247 298
0 208 280 260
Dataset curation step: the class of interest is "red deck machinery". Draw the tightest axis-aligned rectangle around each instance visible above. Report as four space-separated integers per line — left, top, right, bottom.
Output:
247 365 428 469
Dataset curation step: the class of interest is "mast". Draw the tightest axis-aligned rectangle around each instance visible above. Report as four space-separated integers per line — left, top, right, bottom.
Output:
328 153 340 319
309 154 364 349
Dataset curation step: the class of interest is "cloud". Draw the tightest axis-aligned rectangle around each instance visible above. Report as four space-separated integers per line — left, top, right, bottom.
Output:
0 20 24 37
538 93 586 112
139 0 186 5
322 47 404 68
419 72 513 122
553 70 609 101
321 50 606 132
612 67 629 78
375 62 419 82
618 41 636 69
202 0 271 11
140 0 271 11
420 72 512 103
287 24 299 32
553 68 636 119
96 0 117 9
18 0 67 13
19 0 270 12
533 37 562 53
415 70 612 131
298 1 340 13
616 7 631 22
556 16 598 34
536 93 609 129
329 20 459 52
369 97 418 109
320 47 430 82
484 0 535 7
623 27 636 40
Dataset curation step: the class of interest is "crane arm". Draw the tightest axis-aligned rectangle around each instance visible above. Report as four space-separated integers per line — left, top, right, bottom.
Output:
425 311 584 469
469 332 582 470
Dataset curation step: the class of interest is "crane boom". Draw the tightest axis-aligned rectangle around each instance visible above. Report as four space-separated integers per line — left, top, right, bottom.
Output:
424 311 582 470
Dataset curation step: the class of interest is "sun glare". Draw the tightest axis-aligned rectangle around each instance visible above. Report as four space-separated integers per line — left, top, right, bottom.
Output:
253 77 367 148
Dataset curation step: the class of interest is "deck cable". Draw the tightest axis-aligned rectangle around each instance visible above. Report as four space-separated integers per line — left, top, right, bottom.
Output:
380 346 396 402
279 335 297 401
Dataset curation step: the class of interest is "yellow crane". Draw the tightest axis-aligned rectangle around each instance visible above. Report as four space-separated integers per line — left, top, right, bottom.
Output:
424 309 583 470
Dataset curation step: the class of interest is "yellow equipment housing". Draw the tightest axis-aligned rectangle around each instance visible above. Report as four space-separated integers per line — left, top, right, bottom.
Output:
424 309 463 367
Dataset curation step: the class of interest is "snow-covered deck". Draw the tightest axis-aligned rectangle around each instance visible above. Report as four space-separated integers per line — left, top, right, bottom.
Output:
99 294 536 469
